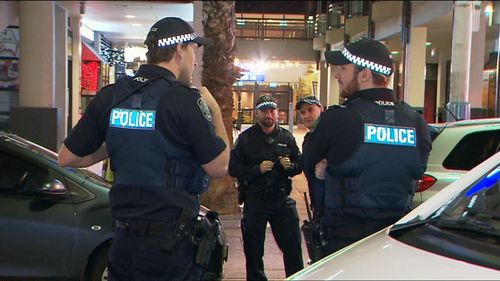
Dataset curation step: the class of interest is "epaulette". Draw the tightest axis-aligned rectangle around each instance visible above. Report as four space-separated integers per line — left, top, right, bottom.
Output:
327 104 346 110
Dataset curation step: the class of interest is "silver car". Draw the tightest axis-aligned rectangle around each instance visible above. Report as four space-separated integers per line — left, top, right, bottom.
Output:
414 118 500 205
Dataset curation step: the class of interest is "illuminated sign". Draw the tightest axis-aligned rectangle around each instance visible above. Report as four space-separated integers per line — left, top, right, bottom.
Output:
240 72 265 82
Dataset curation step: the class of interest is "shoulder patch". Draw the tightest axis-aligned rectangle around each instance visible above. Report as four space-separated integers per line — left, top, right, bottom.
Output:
197 98 212 122
327 104 346 110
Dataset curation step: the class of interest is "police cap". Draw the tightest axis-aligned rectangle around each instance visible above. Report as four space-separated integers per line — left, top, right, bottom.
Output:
145 17 213 48
325 37 393 76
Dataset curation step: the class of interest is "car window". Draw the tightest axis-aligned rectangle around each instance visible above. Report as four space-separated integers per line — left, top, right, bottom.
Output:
443 130 500 171
0 150 50 192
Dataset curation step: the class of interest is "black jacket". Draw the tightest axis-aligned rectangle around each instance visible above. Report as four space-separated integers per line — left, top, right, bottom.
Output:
229 123 302 192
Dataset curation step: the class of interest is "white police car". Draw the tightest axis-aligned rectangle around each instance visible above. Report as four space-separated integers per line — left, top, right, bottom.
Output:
289 151 500 280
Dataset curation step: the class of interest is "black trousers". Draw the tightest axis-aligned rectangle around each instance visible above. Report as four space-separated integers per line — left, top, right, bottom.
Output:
241 193 304 280
108 228 203 281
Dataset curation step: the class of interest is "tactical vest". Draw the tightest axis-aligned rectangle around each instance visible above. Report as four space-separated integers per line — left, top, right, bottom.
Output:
324 98 423 217
105 76 209 221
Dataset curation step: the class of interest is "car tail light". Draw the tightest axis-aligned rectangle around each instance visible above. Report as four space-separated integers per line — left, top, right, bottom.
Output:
416 175 437 193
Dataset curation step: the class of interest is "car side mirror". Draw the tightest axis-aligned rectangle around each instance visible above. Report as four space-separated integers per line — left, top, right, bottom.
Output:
37 179 66 196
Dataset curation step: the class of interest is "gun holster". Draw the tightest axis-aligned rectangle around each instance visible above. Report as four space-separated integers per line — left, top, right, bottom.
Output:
236 180 248 205
161 208 195 253
194 211 228 271
301 219 327 264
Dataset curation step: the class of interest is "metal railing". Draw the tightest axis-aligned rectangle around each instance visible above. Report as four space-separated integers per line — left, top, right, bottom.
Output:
235 17 315 40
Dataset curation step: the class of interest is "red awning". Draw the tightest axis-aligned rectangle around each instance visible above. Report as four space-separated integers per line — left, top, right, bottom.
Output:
81 41 104 62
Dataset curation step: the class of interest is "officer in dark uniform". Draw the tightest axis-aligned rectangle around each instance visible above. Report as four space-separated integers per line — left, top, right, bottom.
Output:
296 96 324 220
304 38 432 255
58 17 229 281
229 95 304 280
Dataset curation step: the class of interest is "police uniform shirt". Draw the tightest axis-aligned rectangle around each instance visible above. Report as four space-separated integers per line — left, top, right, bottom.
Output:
304 88 431 179
64 64 226 166
229 124 302 188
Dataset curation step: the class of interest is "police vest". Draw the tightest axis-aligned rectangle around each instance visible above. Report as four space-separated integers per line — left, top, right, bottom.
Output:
324 98 423 216
105 76 209 221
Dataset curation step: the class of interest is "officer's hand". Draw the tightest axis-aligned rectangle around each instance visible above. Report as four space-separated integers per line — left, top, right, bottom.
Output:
199 86 220 114
259 160 274 173
315 158 327 180
279 156 292 170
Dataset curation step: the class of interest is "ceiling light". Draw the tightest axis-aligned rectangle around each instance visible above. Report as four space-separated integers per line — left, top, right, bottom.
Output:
132 23 142 27
125 15 136 19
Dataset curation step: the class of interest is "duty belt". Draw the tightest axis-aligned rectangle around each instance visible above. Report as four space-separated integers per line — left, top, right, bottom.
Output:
115 219 174 236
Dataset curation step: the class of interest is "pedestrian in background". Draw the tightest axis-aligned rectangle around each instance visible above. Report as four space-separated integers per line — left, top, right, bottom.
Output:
58 17 229 281
229 95 304 280
304 38 432 255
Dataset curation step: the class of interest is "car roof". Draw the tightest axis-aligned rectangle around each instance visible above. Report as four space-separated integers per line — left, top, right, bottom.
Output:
0 131 58 160
432 118 500 128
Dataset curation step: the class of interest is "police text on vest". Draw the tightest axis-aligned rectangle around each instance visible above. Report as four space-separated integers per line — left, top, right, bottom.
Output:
364 124 416 147
109 108 156 130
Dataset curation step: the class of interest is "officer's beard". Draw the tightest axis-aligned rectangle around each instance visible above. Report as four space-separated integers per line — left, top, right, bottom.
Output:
259 117 275 128
340 73 360 99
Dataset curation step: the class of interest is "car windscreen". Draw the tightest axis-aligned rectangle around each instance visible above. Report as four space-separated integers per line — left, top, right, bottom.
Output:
390 165 500 270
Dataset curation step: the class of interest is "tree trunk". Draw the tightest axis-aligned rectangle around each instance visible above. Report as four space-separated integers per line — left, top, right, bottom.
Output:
201 0 241 215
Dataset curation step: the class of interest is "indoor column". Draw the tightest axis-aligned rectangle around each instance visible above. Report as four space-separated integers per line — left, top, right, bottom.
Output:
404 26 426 110
447 1 476 121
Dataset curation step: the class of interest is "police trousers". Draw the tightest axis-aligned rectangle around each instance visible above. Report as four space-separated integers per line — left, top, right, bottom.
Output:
108 227 203 281
241 192 303 280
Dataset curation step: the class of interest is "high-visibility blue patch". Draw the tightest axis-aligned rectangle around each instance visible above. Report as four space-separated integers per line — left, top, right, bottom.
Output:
364 123 416 147
109 108 156 130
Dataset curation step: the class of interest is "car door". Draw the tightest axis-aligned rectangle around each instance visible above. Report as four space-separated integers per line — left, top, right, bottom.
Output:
0 148 78 278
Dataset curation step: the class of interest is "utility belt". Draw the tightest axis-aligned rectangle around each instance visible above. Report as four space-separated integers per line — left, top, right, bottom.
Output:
115 219 177 236
114 209 228 270
240 178 292 201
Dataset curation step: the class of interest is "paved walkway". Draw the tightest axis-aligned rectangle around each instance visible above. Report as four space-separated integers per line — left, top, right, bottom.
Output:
220 126 312 280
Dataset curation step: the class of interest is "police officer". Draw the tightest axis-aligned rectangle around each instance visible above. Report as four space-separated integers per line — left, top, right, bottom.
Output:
296 96 324 220
304 38 432 255
58 17 229 281
229 95 304 280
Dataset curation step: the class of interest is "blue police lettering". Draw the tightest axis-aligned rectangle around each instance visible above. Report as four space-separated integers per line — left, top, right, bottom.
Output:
364 124 416 147
109 108 156 130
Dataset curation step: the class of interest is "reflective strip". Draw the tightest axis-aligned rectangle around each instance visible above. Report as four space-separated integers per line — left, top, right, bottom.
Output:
341 48 392 76
256 101 277 110
364 123 416 147
109 108 156 130
157 33 196 47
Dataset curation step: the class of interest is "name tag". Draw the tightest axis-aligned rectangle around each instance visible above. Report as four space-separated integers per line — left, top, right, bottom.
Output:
109 108 156 130
364 124 416 147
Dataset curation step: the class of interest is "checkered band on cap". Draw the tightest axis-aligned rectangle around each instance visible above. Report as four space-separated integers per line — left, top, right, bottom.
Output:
302 98 320 104
157 33 197 47
256 101 277 110
341 48 392 76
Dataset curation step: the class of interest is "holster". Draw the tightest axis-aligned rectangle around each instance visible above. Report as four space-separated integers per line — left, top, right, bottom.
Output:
301 219 327 263
237 180 248 205
161 208 195 253
194 211 228 272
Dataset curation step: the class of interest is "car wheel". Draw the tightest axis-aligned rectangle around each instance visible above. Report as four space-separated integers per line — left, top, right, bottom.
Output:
86 247 109 281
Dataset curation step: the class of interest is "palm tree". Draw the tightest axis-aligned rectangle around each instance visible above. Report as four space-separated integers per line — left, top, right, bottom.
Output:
201 0 241 215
